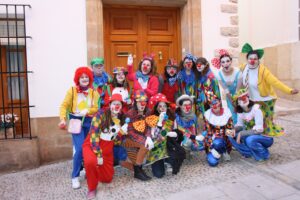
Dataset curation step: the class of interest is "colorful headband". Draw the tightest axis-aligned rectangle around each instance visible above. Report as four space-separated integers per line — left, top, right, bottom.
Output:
166 58 178 68
113 66 127 74
232 88 248 102
134 90 148 102
211 49 230 69
183 53 197 63
142 52 155 61
241 43 264 59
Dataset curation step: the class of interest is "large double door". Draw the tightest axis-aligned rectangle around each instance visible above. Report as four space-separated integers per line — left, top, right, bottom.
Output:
103 6 181 75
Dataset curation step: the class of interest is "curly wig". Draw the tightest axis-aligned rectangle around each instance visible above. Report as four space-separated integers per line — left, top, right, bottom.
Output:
73 66 94 87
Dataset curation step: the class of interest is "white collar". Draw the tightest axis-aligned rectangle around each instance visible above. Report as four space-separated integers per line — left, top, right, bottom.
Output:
204 107 232 126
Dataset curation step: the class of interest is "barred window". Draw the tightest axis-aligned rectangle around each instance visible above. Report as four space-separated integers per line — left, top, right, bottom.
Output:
0 4 33 140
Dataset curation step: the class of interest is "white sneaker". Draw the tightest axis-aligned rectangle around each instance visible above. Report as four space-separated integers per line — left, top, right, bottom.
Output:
72 177 80 189
164 162 173 174
222 152 231 161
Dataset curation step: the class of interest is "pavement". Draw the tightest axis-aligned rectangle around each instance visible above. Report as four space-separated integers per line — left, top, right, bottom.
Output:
1 98 300 200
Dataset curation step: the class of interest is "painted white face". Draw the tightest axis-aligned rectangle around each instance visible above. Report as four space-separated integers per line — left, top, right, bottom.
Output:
220 56 232 73
141 60 152 75
180 100 192 114
93 64 104 76
247 54 259 69
166 66 177 77
184 58 193 70
157 102 167 113
137 101 147 112
79 73 89 87
116 71 125 83
110 100 122 115
196 63 206 72
211 100 221 113
238 94 249 109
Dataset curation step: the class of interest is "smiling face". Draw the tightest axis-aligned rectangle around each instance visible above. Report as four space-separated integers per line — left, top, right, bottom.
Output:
238 94 249 108
141 60 152 75
220 56 232 73
79 73 89 87
93 64 104 76
137 101 147 112
247 53 259 69
116 71 125 84
196 62 206 72
180 100 192 114
166 66 177 77
110 100 122 115
157 102 167 113
211 100 221 113
183 58 193 70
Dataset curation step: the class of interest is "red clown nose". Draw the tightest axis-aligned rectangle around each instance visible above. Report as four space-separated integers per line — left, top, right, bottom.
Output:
185 105 192 111
143 65 148 71
115 105 120 110
140 101 147 106
170 69 175 74
249 60 256 65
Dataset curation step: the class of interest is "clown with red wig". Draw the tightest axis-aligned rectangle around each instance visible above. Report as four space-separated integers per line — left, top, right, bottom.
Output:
59 66 99 190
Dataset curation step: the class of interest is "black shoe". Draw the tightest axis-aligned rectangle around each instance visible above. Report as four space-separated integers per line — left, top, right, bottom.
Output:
134 165 151 181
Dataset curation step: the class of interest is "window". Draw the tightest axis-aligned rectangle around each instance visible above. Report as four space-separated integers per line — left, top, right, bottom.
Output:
0 4 32 140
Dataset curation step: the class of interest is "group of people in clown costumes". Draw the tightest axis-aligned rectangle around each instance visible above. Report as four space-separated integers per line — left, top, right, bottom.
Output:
59 43 299 199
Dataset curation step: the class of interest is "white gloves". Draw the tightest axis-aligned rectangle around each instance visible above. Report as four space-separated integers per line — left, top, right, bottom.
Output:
145 136 154 150
157 112 166 127
121 123 129 135
78 109 88 116
97 157 103 165
166 131 177 138
225 129 235 137
211 148 221 159
195 135 204 141
127 54 133 65
100 131 115 141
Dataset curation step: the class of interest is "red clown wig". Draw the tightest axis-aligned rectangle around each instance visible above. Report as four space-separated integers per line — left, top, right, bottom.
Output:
73 66 94 87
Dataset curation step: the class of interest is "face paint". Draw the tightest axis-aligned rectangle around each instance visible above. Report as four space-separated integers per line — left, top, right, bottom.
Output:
157 102 167 113
141 60 151 75
184 59 193 70
247 54 259 69
137 101 147 112
167 66 177 76
181 100 192 114
220 57 232 72
196 63 206 72
79 73 89 87
116 72 125 83
110 101 122 115
93 64 104 76
238 94 249 108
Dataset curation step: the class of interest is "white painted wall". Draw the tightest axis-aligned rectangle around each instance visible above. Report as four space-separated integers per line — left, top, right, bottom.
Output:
201 0 231 61
239 0 299 49
1 0 88 118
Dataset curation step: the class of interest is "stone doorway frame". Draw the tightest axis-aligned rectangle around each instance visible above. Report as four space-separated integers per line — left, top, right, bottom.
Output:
86 0 202 62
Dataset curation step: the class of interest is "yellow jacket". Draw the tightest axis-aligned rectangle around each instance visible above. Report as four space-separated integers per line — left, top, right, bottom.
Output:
240 64 292 98
60 87 99 120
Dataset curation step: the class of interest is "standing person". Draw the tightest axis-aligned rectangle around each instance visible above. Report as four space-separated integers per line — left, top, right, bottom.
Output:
91 57 112 109
102 66 132 113
161 58 179 108
122 90 154 181
58 66 99 189
127 53 159 100
212 49 242 124
194 57 221 116
241 43 299 136
82 93 129 199
202 92 233 167
226 88 274 161
177 53 197 97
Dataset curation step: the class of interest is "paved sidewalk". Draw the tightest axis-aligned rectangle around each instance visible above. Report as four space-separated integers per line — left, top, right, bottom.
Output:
0 103 300 200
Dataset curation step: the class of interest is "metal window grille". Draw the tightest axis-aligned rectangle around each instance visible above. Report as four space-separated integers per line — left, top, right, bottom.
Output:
0 4 34 140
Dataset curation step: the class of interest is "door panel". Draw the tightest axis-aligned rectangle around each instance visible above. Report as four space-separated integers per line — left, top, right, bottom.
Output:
104 6 180 75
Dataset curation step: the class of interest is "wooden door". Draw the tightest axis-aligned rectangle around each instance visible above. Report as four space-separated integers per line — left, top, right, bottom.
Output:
103 6 181 75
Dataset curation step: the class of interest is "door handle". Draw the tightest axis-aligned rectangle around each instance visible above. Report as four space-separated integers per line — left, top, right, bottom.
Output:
158 51 163 60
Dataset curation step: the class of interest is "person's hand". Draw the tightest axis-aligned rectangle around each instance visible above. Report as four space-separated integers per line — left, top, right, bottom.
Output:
166 131 177 138
58 119 67 129
291 89 299 95
97 157 103 165
127 54 133 65
121 123 129 135
195 135 204 141
145 137 154 150
157 112 166 127
225 129 235 137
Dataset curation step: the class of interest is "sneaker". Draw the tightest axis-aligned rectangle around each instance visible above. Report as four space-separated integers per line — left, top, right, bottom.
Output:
222 152 231 161
80 168 86 179
72 177 80 189
164 162 173 174
87 190 96 200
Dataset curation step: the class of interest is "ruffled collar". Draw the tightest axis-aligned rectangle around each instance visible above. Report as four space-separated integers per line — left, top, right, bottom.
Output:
204 107 232 126
178 69 195 85
167 76 177 86
94 72 109 87
175 113 197 128
136 71 149 82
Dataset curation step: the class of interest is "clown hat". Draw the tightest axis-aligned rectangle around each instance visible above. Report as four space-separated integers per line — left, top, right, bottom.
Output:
176 94 194 107
134 90 148 102
165 58 178 68
148 93 169 110
109 93 123 103
233 88 248 102
113 66 127 74
90 57 104 66
73 67 94 87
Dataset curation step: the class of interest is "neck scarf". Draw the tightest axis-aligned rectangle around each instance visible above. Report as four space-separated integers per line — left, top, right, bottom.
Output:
168 76 177 86
76 86 89 96
179 69 195 85
136 71 149 82
175 112 196 128
94 72 109 87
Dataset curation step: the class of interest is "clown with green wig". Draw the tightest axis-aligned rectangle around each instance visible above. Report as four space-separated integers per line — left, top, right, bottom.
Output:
240 43 298 137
